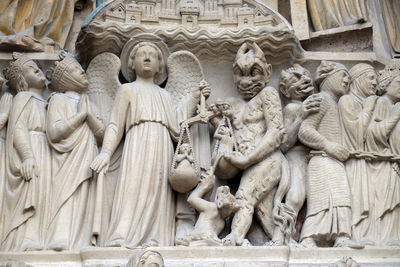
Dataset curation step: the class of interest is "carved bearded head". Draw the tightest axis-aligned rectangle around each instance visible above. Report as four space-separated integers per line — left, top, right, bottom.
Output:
233 42 272 100
280 64 314 101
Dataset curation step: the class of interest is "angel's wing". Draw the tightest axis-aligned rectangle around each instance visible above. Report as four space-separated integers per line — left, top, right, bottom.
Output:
87 52 121 125
165 51 204 105
165 51 212 171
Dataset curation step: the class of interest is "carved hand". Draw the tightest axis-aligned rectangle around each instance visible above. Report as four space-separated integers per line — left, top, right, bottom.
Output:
302 94 322 118
198 80 211 99
78 94 89 118
325 142 350 162
393 102 400 119
90 152 111 174
0 93 12 118
224 152 251 170
20 157 38 181
200 172 215 190
363 95 378 112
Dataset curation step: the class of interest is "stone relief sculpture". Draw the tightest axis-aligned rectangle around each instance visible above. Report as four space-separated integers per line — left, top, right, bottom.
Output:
278 64 321 245
298 61 360 248
1 53 51 251
380 0 400 56
365 59 400 246
0 0 86 51
337 63 378 245
307 0 368 31
45 51 104 251
187 172 238 246
90 33 210 248
0 82 12 244
210 42 292 246
125 250 164 267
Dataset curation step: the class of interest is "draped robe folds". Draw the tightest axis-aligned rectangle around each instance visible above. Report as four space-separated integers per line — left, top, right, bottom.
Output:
299 93 352 241
103 83 195 248
338 94 373 243
0 126 6 241
46 93 97 250
307 0 367 31
0 0 79 49
2 92 51 251
366 97 400 245
380 0 400 56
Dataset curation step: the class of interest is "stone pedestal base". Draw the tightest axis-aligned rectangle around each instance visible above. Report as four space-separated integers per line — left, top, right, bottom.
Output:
0 246 399 266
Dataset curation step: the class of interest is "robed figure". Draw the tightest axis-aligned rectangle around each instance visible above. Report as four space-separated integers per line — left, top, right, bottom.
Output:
45 52 104 251
1 53 51 251
91 34 209 248
338 63 378 245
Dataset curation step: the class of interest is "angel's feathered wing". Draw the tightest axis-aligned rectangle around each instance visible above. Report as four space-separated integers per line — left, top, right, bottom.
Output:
165 51 211 170
87 52 121 125
165 51 204 107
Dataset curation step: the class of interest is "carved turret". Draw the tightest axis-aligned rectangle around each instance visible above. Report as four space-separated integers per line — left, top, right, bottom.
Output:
126 1 142 24
137 0 157 21
237 4 253 26
180 0 200 26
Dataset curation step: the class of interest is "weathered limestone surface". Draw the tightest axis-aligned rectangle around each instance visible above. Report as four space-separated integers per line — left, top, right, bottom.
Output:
0 1 400 266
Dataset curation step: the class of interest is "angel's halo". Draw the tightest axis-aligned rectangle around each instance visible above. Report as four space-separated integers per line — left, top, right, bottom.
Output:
120 33 170 85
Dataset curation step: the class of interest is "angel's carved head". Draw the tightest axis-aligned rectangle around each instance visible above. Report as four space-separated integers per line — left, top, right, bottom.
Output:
47 51 88 93
233 42 272 100
280 64 314 101
129 42 164 82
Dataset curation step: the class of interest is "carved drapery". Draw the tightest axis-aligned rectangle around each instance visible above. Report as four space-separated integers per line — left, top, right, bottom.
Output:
0 0 79 50
307 0 367 31
380 0 400 56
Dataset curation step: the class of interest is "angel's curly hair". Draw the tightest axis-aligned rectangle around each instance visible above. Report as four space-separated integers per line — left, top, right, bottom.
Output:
128 42 164 77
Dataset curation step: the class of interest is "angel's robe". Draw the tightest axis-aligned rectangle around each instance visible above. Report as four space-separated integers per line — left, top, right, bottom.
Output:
45 92 97 250
102 82 198 248
338 93 374 243
365 96 400 245
2 92 51 251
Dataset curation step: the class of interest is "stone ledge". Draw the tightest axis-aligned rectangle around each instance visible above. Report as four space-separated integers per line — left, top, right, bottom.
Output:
309 22 373 39
0 246 399 266
299 51 377 62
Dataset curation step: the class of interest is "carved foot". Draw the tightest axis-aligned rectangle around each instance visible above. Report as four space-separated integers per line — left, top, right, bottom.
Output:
334 236 364 249
299 237 317 248
21 241 42 252
104 239 124 247
141 239 160 248
241 239 252 246
384 239 400 246
222 232 240 246
46 242 68 251
264 239 284 246
175 237 190 246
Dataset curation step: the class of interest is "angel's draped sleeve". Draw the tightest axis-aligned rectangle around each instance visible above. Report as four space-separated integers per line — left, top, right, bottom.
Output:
101 84 130 156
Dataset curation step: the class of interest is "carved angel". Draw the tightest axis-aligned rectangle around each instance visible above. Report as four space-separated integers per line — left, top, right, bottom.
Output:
89 33 210 248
